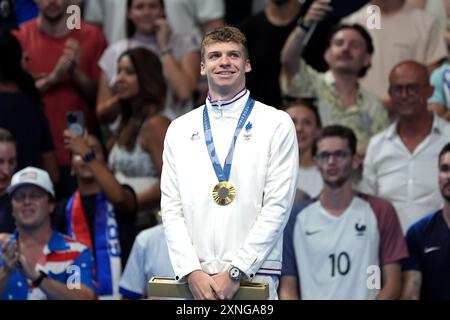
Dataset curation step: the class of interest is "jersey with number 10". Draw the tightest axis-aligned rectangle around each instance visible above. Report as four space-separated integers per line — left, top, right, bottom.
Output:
282 193 407 299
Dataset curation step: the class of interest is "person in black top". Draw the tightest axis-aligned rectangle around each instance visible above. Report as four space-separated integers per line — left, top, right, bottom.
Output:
0 30 59 183
240 0 301 108
0 128 16 240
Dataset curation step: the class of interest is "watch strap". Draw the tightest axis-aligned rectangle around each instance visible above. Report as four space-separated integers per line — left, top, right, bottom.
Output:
82 149 96 163
32 271 48 287
296 17 311 31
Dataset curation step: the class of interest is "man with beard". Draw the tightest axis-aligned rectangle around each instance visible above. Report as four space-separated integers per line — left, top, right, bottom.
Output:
280 125 407 299
281 0 388 157
401 143 450 300
13 0 107 199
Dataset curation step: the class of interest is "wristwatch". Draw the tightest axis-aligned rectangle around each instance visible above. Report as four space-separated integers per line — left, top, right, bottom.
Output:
82 149 96 163
32 271 48 287
228 265 244 282
296 17 312 31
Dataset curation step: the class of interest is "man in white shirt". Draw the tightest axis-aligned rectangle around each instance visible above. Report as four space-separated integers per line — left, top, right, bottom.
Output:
362 61 450 233
161 26 298 300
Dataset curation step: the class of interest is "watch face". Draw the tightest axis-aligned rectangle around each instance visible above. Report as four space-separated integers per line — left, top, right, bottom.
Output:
229 267 240 280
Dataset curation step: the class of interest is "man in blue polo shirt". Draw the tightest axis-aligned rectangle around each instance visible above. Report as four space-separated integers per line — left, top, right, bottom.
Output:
0 167 96 300
401 143 450 300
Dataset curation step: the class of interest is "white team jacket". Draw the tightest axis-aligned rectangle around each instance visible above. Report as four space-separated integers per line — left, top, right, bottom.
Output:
161 91 298 280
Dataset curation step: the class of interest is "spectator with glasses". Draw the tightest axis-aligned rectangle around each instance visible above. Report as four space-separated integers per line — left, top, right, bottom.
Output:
362 60 450 233
280 125 407 300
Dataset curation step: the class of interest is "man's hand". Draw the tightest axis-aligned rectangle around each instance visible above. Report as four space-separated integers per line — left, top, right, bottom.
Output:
51 39 80 84
1 240 19 275
186 270 222 300
0 233 11 248
211 271 240 300
16 253 40 282
64 39 81 69
154 18 172 52
63 130 90 156
303 0 333 27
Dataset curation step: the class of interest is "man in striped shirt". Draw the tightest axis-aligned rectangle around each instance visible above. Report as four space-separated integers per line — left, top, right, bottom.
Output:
0 167 96 299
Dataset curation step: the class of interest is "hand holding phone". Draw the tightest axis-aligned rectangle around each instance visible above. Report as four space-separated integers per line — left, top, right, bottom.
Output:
66 111 84 136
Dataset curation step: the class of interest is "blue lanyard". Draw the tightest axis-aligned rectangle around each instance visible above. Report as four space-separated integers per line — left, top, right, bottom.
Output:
203 97 255 182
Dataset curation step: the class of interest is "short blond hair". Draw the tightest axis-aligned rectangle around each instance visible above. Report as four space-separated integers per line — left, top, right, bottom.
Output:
201 26 248 62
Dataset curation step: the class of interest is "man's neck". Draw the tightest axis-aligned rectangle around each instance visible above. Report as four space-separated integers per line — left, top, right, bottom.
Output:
319 180 354 217
208 86 246 102
398 111 433 137
443 201 450 229
397 111 433 153
18 224 52 247
299 148 314 167
0 82 19 93
265 1 301 26
332 70 359 106
37 14 71 38
373 0 405 15
77 178 101 196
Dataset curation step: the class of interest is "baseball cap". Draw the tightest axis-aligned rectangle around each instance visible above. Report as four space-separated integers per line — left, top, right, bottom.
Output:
7 167 55 197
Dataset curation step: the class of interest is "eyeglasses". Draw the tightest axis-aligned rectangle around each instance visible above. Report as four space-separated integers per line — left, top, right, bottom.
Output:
12 190 48 202
440 164 450 173
388 84 425 97
316 150 351 162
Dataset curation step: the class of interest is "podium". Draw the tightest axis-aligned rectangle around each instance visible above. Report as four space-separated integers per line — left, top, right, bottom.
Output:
148 277 269 300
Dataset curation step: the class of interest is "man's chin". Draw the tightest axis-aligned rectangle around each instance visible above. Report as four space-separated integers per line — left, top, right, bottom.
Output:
441 191 450 202
324 178 346 189
43 12 65 23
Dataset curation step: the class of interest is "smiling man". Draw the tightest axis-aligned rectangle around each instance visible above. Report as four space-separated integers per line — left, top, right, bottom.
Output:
281 0 388 156
161 26 298 300
362 61 450 233
0 167 96 300
280 125 407 300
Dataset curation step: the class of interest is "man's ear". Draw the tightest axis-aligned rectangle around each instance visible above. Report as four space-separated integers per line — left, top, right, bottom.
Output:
362 53 371 69
245 59 252 73
48 200 55 216
424 85 434 99
200 61 206 76
324 49 331 66
352 153 363 171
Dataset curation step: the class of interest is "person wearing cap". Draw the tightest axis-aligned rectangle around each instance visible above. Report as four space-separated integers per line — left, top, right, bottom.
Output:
0 167 96 300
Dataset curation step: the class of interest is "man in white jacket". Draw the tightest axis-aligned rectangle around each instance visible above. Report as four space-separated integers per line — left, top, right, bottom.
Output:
161 26 298 300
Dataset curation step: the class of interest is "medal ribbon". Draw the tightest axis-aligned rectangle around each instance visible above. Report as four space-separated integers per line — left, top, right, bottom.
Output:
203 97 255 182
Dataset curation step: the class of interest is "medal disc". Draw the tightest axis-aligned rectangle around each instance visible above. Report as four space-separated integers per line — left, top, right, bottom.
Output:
212 181 236 205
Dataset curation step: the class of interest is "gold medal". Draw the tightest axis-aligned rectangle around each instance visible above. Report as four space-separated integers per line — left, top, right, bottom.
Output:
212 181 236 206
